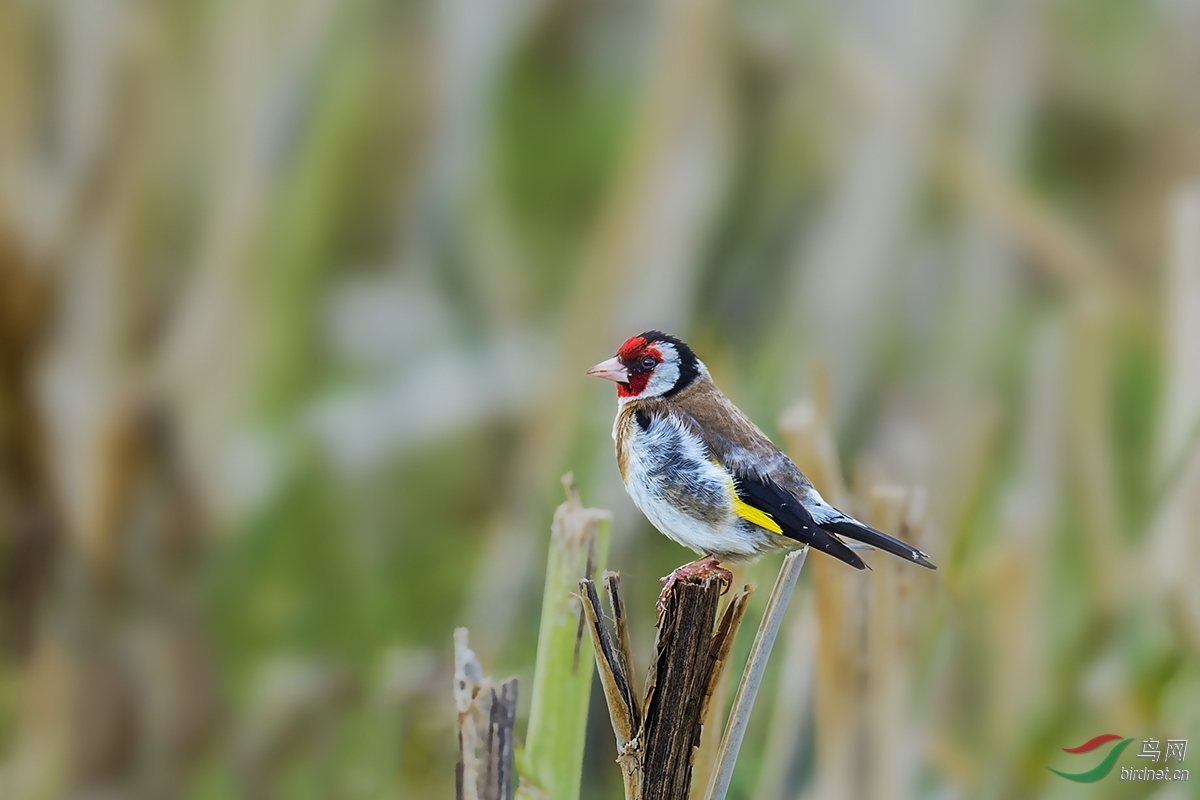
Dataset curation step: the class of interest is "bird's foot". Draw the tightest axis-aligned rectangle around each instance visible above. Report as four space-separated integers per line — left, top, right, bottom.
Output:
657 555 733 613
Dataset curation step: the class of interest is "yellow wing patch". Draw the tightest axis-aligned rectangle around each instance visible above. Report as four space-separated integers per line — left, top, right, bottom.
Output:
713 459 784 534
733 497 784 534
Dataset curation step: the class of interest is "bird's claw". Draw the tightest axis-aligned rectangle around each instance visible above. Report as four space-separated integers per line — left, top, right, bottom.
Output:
656 555 733 613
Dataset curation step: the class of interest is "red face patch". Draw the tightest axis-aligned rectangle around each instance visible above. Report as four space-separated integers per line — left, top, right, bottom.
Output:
617 336 648 359
613 336 662 397
617 373 650 397
616 337 663 365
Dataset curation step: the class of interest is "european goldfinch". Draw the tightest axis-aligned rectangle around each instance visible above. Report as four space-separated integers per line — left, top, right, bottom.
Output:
587 331 936 593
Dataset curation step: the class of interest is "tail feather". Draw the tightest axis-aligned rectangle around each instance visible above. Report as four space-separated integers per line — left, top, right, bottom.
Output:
819 517 937 569
805 527 867 570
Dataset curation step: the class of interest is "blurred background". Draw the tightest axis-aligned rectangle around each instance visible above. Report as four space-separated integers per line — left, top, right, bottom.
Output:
1 0 1199 797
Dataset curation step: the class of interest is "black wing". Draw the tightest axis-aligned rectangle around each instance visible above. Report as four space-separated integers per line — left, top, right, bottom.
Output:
734 472 866 570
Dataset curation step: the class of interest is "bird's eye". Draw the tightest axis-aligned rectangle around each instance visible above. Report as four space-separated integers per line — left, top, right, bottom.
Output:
640 356 657 370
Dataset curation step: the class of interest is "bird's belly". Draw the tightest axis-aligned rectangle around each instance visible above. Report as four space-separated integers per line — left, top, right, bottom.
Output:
629 484 760 559
620 415 776 561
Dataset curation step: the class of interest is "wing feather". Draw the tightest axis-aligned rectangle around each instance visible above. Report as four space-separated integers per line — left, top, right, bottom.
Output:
649 378 933 570
732 471 866 569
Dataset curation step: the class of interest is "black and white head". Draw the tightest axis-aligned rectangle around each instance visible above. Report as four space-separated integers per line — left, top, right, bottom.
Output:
586 330 703 401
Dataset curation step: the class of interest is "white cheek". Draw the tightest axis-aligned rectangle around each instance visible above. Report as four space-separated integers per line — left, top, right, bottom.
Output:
644 363 680 396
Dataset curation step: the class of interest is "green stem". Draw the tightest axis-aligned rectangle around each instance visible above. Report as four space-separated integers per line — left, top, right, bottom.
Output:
516 475 611 800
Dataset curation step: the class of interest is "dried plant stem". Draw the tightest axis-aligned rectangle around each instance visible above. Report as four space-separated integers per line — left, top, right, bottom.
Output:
1153 185 1200 643
866 487 911 799
454 629 518 800
754 594 818 800
579 577 641 800
702 548 808 800
582 572 751 800
690 641 733 800
780 400 868 799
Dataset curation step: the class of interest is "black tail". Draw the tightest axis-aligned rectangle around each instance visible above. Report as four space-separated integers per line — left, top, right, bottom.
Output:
806 527 868 570
819 518 937 569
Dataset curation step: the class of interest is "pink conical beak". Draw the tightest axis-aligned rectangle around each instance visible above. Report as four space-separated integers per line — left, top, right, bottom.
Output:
586 356 629 383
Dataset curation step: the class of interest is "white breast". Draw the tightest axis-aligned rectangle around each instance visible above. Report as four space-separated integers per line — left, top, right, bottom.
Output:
618 410 765 560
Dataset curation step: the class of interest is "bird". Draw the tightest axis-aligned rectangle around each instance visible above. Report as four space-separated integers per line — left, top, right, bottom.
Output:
586 330 935 601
